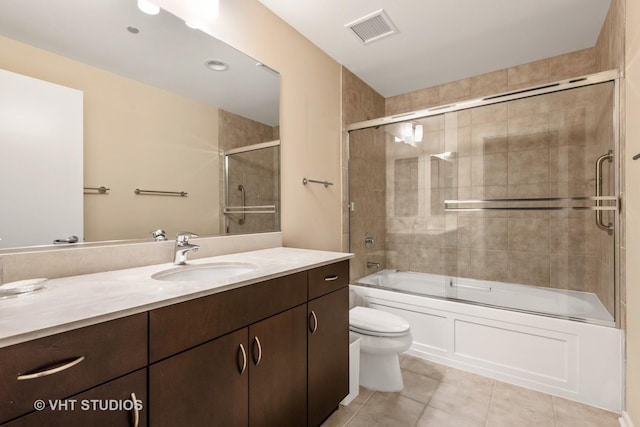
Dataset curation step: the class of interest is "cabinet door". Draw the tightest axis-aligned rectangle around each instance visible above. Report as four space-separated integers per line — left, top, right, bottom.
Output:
308 287 349 427
149 328 249 427
249 304 307 427
0 313 147 422
4 368 147 427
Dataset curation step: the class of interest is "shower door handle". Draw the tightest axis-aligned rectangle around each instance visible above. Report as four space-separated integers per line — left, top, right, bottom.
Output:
595 150 613 234
238 185 246 225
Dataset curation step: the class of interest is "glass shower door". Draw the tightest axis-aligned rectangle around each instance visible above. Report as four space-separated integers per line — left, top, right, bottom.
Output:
442 81 618 324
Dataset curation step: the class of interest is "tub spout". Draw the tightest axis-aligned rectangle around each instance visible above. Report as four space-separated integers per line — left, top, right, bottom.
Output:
367 261 381 269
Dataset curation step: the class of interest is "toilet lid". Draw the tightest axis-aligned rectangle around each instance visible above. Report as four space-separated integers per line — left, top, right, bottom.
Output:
349 306 410 336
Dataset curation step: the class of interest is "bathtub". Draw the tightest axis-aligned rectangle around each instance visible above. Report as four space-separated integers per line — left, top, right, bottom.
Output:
357 269 614 325
350 270 623 412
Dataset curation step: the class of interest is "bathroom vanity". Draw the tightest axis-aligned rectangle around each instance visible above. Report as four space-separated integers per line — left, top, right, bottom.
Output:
0 248 350 427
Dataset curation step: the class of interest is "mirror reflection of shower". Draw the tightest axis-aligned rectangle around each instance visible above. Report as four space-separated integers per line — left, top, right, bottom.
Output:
223 141 280 234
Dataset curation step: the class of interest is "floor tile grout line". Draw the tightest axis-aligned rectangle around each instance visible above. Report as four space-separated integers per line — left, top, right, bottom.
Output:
484 380 496 427
344 389 377 426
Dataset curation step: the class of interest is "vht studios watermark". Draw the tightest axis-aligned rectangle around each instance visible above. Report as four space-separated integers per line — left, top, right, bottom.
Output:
34 398 143 412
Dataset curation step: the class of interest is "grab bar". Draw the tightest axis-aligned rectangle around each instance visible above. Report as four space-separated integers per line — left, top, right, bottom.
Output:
595 150 614 234
223 205 277 214
134 189 187 197
238 185 246 225
444 196 617 212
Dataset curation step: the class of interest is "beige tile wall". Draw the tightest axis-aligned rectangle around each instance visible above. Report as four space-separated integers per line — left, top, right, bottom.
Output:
386 49 597 116
342 68 386 279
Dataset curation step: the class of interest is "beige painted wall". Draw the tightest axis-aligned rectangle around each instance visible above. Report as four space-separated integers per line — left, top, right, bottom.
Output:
0 35 221 242
156 0 344 252
625 0 640 421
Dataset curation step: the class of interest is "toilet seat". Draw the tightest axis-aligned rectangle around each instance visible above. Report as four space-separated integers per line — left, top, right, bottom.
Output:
349 306 410 337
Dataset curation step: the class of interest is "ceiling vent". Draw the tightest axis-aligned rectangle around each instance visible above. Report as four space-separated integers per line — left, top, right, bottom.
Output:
345 10 398 44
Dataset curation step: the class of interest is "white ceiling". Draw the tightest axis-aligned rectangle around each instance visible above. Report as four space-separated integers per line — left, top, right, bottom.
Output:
258 0 612 98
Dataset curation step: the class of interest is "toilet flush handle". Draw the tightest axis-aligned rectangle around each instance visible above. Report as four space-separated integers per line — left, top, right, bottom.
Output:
309 311 318 334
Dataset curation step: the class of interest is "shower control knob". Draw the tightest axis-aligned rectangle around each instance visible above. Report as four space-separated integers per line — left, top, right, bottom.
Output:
364 235 375 248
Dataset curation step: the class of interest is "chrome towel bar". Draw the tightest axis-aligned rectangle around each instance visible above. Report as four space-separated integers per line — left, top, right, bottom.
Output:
303 177 333 187
134 188 187 197
444 196 618 212
84 186 109 194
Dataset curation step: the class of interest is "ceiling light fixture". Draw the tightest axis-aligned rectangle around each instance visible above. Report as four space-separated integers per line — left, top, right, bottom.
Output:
205 59 229 72
137 0 160 15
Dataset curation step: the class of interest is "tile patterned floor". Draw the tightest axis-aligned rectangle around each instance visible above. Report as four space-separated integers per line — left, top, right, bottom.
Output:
322 355 620 427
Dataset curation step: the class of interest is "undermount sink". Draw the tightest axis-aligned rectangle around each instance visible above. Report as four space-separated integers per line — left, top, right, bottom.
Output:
152 262 258 282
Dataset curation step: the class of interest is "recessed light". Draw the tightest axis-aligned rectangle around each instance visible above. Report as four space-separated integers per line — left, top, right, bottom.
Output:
137 0 160 15
205 60 229 72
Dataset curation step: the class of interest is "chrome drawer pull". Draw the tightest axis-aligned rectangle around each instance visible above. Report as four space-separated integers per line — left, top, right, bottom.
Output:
17 356 86 380
252 337 262 366
238 343 247 375
309 311 318 334
324 275 339 282
131 392 140 427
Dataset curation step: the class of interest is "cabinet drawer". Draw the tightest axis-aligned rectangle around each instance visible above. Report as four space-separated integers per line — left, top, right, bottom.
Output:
0 313 147 423
4 368 147 427
149 271 307 362
308 261 349 300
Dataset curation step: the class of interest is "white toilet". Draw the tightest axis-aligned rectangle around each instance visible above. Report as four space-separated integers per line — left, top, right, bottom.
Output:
349 306 412 392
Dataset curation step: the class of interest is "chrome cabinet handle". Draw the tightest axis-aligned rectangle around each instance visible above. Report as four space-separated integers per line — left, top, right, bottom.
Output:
130 392 140 427
238 343 247 375
252 337 262 366
17 356 85 380
324 275 339 281
309 311 318 334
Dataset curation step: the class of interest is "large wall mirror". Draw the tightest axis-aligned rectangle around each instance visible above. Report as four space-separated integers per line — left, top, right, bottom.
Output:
0 0 280 250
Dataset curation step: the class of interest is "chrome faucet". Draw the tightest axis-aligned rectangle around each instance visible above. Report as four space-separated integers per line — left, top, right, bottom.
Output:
367 261 381 269
151 229 167 241
174 232 199 265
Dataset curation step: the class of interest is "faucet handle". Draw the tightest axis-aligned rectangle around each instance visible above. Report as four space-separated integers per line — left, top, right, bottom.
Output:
151 229 167 241
176 231 198 243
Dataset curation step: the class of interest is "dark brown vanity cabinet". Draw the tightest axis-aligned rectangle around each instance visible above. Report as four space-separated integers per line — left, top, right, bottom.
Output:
0 259 350 427
148 271 309 427
307 261 350 427
0 314 148 426
149 305 308 427
149 328 249 427
3 369 147 427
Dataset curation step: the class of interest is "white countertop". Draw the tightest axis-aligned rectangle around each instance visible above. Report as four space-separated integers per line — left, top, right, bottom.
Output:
0 247 352 348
